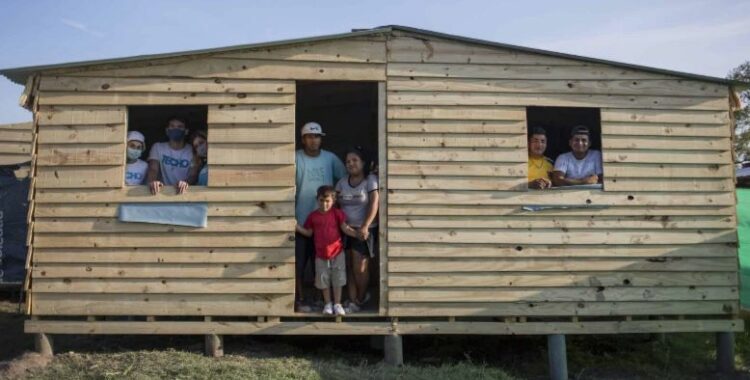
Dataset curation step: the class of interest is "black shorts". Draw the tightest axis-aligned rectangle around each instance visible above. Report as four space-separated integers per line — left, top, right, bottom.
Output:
345 227 378 258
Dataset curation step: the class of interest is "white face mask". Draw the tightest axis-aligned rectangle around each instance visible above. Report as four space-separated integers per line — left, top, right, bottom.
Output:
127 147 143 160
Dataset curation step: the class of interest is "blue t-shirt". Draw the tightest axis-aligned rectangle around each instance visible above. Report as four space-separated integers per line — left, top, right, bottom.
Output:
295 149 346 225
197 164 208 186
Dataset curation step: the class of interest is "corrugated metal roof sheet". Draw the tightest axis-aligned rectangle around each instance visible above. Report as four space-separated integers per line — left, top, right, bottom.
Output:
1 25 747 87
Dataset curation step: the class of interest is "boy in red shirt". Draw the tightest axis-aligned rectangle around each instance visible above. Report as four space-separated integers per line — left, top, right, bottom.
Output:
296 185 357 315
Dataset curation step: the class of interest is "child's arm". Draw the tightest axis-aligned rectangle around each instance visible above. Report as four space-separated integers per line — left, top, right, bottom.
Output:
339 222 358 238
296 224 313 237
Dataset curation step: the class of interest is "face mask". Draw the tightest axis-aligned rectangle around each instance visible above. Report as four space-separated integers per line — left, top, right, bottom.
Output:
195 143 208 158
166 128 186 142
126 148 143 160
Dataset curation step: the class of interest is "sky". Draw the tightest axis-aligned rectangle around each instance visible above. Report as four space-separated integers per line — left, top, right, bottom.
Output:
0 0 748 123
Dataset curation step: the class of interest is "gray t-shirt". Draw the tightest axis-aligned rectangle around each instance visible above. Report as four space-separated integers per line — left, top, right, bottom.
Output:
335 174 379 228
295 149 347 225
125 159 148 186
148 142 194 186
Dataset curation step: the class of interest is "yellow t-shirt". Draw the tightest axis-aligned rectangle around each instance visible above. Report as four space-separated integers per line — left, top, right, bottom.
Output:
528 156 554 182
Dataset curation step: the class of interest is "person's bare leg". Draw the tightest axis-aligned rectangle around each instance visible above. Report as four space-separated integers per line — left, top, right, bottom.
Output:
333 286 343 305
346 249 358 303
356 256 370 303
322 288 332 305
296 275 304 302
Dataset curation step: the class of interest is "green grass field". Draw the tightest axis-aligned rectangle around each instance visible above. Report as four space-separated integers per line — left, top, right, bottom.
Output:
0 297 748 379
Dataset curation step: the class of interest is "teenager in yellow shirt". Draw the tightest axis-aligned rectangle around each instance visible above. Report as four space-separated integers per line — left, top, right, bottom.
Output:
528 127 554 189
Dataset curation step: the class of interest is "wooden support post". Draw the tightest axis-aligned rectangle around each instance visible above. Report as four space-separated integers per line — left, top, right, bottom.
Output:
203 316 223 358
547 334 567 380
384 334 403 366
716 332 734 373
35 333 53 357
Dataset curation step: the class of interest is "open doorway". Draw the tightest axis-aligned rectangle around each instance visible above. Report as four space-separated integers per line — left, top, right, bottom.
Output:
295 81 380 315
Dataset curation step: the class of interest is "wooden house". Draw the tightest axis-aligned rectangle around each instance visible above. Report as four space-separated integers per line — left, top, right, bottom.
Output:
0 25 746 371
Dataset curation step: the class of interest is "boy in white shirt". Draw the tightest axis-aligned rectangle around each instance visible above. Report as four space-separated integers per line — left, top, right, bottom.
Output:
145 117 200 194
552 126 603 186
124 131 148 186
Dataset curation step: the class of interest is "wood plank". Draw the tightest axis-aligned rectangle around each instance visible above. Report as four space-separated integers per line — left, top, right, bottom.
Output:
37 124 126 144
388 147 525 162
36 143 124 166
34 201 295 217
388 301 738 317
215 38 387 63
39 76 295 93
34 232 294 248
388 215 735 230
35 187 295 203
605 178 734 192
37 106 125 126
36 166 123 188
388 105 525 120
387 133 526 148
389 162 525 177
388 272 737 287
387 63 677 80
0 154 31 165
74 58 387 81
603 150 731 164
31 293 294 316
388 189 735 206
601 109 729 125
23 319 743 334
388 257 737 272
39 91 295 106
208 104 294 124
387 91 727 111
602 122 730 137
388 287 737 302
34 216 295 233
602 135 730 151
0 121 33 130
0 142 31 154
34 278 295 294
388 119 526 134
389 175 527 191
209 165 295 186
209 143 294 165
388 228 737 245
33 247 294 263
388 205 736 216
386 77 728 97
388 242 737 261
33 262 293 278
0 129 32 142
606 163 733 178
387 36 582 65
208 124 294 143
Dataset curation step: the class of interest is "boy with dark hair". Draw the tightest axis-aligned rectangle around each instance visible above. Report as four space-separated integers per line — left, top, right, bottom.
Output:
527 126 554 190
296 185 357 316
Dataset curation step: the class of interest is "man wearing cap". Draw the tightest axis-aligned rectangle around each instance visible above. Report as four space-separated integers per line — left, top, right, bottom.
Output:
295 122 346 311
145 116 199 194
125 131 148 186
551 126 603 186
527 127 554 190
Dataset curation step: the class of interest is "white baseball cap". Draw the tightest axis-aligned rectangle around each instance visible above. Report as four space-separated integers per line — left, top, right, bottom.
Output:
300 122 326 137
127 131 146 145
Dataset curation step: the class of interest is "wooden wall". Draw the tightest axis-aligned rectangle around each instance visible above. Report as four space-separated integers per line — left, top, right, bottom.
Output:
0 122 33 167
22 31 739 328
28 36 386 316
384 32 739 319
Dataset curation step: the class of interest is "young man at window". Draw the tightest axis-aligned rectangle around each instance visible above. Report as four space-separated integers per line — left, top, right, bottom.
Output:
551 126 603 187
527 127 554 190
145 117 200 194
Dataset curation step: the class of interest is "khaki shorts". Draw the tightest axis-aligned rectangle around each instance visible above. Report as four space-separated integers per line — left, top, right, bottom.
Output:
314 253 347 289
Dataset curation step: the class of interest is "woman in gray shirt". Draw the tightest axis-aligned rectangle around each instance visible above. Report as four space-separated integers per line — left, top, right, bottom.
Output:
335 147 379 313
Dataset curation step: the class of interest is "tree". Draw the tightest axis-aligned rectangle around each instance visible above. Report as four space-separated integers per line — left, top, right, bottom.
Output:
728 61 750 161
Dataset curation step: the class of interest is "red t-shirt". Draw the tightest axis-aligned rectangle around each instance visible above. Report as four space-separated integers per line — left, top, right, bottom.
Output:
303 208 347 260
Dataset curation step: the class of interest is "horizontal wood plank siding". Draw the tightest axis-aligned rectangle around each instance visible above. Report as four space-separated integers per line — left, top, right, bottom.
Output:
385 33 737 319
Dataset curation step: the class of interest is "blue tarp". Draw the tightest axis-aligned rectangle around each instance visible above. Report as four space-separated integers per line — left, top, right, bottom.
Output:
0 169 29 284
118 203 208 228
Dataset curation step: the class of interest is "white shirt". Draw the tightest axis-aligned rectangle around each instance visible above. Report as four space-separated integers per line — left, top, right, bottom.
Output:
125 159 148 186
554 150 603 180
147 142 194 185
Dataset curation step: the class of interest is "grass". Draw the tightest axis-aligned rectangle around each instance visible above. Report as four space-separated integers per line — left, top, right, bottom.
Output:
0 294 748 379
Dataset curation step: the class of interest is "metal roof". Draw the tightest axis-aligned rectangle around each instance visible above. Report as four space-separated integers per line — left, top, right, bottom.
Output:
1 24 747 88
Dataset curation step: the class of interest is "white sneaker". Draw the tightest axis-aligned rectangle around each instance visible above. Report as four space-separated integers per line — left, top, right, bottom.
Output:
333 303 346 316
322 302 333 315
